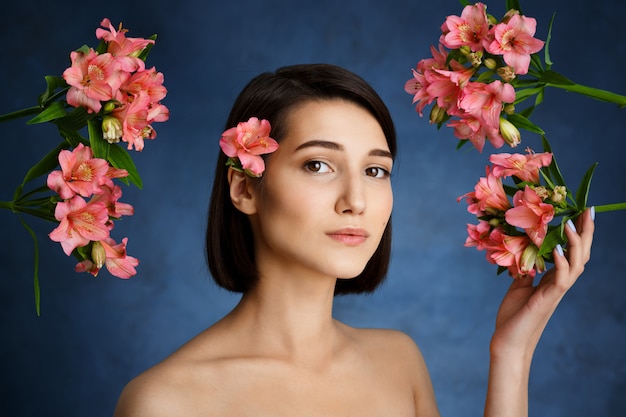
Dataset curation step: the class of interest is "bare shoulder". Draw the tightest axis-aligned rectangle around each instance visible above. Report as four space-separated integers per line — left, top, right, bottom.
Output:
113 357 194 417
340 325 440 416
343 325 426 365
113 328 227 417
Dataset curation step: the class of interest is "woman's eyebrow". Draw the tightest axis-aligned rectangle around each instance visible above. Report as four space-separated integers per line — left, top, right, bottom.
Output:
295 139 392 159
295 139 343 152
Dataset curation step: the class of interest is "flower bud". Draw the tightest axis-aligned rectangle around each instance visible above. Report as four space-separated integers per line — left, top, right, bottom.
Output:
468 51 483 67
499 117 521 147
533 186 550 199
497 66 516 82
91 241 106 269
459 46 471 56
551 185 567 204
429 103 447 125
102 101 118 113
483 58 497 70
520 243 544 275
102 116 123 144
503 104 515 115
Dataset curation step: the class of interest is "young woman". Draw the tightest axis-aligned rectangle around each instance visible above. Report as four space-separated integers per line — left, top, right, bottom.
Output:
113 64 595 417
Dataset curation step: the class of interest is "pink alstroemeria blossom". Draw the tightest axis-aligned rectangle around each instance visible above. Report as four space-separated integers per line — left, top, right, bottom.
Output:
505 186 555 247
47 143 110 199
490 150 553 183
461 166 511 214
485 228 530 274
220 117 279 176
120 67 168 104
49 196 110 255
75 237 139 279
440 2 490 52
89 184 134 219
464 220 492 250
486 13 545 75
112 91 152 151
404 44 449 116
459 80 516 131
96 18 154 72
63 49 128 113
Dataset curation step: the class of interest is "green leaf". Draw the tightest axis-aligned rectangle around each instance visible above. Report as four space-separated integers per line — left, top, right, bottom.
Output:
108 144 143 188
507 113 545 135
514 86 543 104
57 106 93 131
506 0 522 13
38 75 68 106
541 136 567 186
26 101 67 125
58 126 88 148
20 141 69 186
575 162 598 209
544 13 556 68
17 214 41 316
88 118 109 159
529 53 543 72
537 225 565 257
540 70 575 85
137 34 158 61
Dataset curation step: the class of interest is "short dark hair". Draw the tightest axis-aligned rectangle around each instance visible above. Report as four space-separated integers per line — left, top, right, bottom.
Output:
206 63 396 295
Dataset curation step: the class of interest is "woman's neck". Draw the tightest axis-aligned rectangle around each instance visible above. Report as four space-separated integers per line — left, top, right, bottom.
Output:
226 272 344 366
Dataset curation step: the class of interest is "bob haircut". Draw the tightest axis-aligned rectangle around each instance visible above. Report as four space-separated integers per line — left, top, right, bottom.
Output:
206 63 397 295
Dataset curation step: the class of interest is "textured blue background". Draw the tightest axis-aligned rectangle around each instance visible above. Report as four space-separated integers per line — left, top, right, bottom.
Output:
1 1 625 416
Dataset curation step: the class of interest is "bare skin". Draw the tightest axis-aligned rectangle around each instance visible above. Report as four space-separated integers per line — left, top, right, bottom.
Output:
113 100 594 417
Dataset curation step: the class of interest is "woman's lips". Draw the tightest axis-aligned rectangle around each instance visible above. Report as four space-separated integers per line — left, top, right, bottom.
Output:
326 228 369 246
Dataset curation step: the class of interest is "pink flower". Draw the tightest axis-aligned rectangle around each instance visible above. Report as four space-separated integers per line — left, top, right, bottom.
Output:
89 184 134 219
119 67 168 104
440 2 490 52
220 117 279 176
49 196 110 255
464 220 492 250
490 150 553 183
63 49 128 113
96 18 154 72
486 228 530 270
75 237 139 279
405 44 449 116
485 13 545 75
47 143 110 199
505 186 555 247
448 114 505 152
111 91 152 151
459 80 516 131
461 166 511 215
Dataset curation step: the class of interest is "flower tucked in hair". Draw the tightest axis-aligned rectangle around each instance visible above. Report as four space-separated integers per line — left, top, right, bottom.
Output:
219 117 279 177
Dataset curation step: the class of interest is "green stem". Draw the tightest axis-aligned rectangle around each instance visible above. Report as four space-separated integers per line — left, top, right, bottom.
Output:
594 202 626 213
0 106 42 123
546 83 626 107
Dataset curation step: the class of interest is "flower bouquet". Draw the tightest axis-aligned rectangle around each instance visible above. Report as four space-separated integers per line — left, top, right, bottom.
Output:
0 19 169 314
405 0 626 278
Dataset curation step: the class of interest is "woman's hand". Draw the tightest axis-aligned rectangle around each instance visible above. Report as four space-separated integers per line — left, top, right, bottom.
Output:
490 207 595 359
484 208 594 417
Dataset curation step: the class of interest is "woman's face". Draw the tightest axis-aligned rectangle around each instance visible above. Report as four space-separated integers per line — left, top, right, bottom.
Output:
248 99 393 283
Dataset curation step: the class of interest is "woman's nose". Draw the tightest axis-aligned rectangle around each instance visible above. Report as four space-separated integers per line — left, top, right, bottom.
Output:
335 173 366 215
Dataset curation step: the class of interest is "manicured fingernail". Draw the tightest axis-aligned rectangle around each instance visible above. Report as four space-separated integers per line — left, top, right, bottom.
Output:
567 219 576 232
556 244 564 257
590 206 595 221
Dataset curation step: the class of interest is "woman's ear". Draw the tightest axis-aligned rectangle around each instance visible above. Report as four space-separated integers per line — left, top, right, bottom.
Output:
227 168 258 215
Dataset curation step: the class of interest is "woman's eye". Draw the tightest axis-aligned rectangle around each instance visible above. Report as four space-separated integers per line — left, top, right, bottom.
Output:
304 160 332 173
365 167 390 178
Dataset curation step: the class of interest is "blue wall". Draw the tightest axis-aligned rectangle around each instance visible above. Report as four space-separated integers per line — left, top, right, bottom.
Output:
1 1 625 416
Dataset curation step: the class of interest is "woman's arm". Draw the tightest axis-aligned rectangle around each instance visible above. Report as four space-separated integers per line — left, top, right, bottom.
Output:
483 208 595 417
